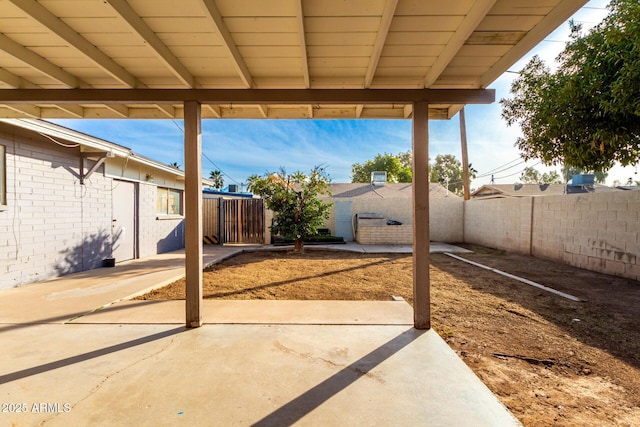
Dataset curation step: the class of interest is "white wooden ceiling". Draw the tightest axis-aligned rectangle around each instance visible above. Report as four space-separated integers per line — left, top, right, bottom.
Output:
0 0 587 120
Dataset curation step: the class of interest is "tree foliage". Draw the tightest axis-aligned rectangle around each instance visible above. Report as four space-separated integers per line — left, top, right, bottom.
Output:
519 167 563 184
247 166 331 252
501 0 640 172
351 152 412 183
428 154 476 195
209 170 224 189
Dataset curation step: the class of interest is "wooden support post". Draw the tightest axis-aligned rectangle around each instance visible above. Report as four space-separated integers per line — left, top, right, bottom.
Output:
412 101 430 329
460 107 471 201
184 100 203 328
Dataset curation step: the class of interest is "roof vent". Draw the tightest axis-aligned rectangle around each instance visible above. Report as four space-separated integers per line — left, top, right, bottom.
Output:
228 184 239 192
371 171 387 186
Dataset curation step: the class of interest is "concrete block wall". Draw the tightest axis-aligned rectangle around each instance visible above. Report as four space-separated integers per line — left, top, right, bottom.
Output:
0 126 112 289
357 225 412 245
463 191 640 281
531 191 639 280
430 197 464 242
464 197 533 254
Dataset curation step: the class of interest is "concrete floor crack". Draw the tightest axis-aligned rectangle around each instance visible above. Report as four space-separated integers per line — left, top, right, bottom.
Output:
39 330 179 426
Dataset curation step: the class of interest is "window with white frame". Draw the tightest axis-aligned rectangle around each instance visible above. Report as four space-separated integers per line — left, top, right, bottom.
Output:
157 187 182 215
0 145 6 209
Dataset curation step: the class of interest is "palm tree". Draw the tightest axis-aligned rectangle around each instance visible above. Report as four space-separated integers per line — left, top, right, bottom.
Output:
209 170 224 189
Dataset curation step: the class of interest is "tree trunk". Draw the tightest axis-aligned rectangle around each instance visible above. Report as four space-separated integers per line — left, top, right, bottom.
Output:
293 237 305 253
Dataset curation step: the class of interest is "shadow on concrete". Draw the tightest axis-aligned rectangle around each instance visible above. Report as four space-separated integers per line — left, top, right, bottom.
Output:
252 327 424 427
204 257 398 299
55 229 121 275
0 300 171 333
0 326 184 384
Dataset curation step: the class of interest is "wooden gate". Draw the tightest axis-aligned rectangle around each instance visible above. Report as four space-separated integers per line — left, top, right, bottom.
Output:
202 198 221 244
223 199 265 244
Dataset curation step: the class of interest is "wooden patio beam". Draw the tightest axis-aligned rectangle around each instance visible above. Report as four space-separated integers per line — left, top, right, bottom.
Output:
0 88 495 105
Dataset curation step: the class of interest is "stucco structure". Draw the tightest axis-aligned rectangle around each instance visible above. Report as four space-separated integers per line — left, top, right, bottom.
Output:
321 183 464 244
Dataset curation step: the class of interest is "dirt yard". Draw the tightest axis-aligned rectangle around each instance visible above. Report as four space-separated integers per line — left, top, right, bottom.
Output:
139 246 640 426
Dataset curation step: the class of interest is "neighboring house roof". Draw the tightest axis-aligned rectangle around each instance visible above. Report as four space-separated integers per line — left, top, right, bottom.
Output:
472 183 619 199
329 182 457 199
1 118 213 186
202 188 254 199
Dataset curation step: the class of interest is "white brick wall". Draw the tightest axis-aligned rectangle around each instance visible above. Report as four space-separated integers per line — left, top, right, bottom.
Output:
138 182 184 258
0 126 112 289
357 225 412 244
0 124 186 289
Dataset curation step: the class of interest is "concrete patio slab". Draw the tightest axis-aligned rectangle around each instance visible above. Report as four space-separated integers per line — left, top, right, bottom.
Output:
0 242 521 426
67 300 414 325
0 323 520 426
0 245 244 324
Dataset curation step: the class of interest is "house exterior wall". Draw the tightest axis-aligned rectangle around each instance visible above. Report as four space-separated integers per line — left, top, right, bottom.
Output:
0 124 186 290
138 182 184 258
464 191 640 281
0 126 112 289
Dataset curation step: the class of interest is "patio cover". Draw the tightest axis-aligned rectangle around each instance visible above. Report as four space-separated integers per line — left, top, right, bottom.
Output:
0 0 588 327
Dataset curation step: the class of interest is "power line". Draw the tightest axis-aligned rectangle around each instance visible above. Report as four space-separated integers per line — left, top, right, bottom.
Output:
492 162 541 180
202 152 241 186
171 119 241 187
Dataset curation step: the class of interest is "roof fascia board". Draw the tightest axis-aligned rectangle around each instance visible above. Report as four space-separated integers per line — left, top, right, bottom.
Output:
0 118 131 157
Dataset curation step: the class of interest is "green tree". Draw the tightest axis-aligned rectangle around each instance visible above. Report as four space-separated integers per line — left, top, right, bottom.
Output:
247 166 332 253
209 170 224 189
429 154 464 194
520 167 563 184
501 0 640 172
351 152 412 183
519 167 541 184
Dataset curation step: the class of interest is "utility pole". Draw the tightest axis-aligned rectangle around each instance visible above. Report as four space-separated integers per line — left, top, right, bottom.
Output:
459 107 471 200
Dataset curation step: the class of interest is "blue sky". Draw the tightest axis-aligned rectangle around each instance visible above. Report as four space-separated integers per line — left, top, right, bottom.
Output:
54 0 636 189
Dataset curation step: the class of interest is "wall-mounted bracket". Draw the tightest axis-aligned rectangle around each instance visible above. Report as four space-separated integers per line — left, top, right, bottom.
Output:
80 151 109 185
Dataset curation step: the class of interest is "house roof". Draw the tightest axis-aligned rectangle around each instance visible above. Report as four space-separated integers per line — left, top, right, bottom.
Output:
1 118 212 184
472 183 619 198
329 182 457 199
0 0 587 120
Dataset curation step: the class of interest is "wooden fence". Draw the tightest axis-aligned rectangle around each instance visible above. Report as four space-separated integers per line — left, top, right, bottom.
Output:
202 198 265 244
